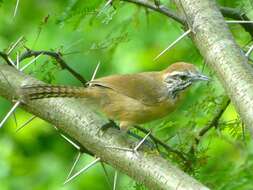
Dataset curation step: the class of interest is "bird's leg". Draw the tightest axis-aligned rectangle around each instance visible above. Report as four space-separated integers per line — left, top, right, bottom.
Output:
105 130 152 153
101 120 155 152
100 119 120 132
104 122 154 154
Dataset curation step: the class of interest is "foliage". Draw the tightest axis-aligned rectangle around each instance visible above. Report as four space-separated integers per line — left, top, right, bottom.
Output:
0 0 252 190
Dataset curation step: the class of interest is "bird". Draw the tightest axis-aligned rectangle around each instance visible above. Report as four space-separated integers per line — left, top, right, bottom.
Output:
21 62 209 131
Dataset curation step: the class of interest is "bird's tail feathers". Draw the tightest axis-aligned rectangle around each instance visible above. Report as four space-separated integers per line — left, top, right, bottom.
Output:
21 84 87 100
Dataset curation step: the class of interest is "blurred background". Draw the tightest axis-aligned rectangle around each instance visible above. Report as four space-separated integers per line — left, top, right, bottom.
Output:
0 0 253 189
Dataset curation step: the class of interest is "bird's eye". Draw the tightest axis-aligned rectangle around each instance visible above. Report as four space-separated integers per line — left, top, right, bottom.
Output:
179 75 187 80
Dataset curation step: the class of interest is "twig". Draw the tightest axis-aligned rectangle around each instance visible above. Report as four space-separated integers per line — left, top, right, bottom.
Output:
120 1 253 40
220 6 253 38
0 52 13 65
133 125 188 162
18 49 87 85
193 96 231 150
121 0 185 24
121 1 253 40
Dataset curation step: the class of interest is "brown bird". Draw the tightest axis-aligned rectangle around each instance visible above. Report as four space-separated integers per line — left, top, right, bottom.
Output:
22 62 208 131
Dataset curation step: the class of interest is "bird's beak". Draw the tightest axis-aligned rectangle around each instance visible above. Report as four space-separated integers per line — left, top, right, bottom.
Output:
193 73 209 81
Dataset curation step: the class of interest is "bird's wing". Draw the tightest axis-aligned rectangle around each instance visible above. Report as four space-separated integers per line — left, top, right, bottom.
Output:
88 72 166 105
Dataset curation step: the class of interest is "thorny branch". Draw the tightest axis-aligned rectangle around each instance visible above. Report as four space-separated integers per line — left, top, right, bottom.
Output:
121 0 185 24
133 125 188 162
18 48 88 85
121 0 253 38
0 47 189 164
0 48 88 85
220 6 253 38
197 97 231 140
0 0 252 188
190 96 231 154
0 64 210 190
0 51 14 66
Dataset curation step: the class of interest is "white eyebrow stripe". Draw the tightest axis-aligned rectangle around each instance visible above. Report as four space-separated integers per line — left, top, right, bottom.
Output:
168 71 188 76
169 71 198 76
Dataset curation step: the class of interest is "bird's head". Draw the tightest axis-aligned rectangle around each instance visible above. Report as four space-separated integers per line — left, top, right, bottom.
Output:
162 62 209 99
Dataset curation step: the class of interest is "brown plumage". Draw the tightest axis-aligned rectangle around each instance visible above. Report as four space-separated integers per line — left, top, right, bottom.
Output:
21 62 208 130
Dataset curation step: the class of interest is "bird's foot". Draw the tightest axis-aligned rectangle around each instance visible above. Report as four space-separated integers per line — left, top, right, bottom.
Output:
105 131 151 154
100 119 120 132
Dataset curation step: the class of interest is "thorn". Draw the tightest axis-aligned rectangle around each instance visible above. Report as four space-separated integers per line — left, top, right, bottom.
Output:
12 111 18 128
100 162 112 189
7 36 24 55
89 61 100 87
133 131 151 153
16 51 19 69
98 0 113 16
20 54 42 71
226 20 253 24
16 115 37 132
104 0 113 8
53 126 80 149
0 101 20 128
7 57 16 67
106 131 151 153
63 157 101 185
60 134 81 150
246 44 253 57
65 152 82 181
113 171 118 190
53 125 59 131
90 62 100 82
153 29 191 61
13 0 20 18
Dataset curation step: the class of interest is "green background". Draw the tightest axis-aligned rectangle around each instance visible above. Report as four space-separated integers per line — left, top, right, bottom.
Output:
0 0 253 189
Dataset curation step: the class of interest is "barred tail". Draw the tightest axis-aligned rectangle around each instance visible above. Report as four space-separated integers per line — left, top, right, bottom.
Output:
21 84 87 100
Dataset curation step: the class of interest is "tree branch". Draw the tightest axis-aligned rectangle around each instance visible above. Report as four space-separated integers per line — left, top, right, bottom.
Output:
18 49 88 86
0 51 14 66
172 0 253 135
0 64 209 190
191 96 231 153
121 1 253 38
220 6 253 38
121 0 185 24
133 125 188 162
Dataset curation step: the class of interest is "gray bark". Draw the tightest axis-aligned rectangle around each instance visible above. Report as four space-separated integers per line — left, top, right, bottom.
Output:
174 0 253 135
0 64 209 190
